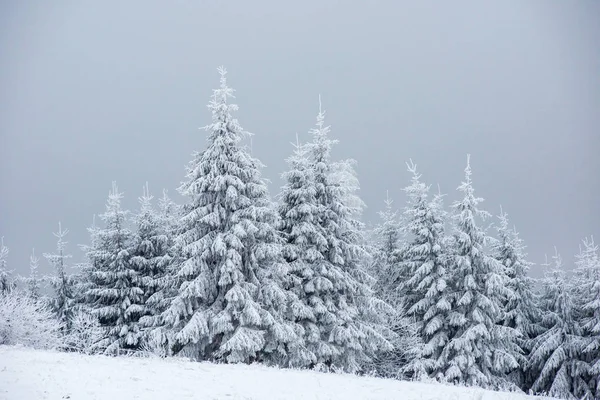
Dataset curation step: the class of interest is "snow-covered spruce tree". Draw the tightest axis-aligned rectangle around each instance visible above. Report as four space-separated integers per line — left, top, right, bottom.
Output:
163 68 299 364
0 237 15 294
398 161 450 381
291 99 392 373
144 189 183 355
368 191 402 300
528 250 587 399
129 184 171 328
439 155 519 389
157 189 180 243
138 188 180 354
73 215 101 310
69 216 104 352
23 248 42 299
572 237 600 398
85 182 144 354
490 208 541 390
43 223 76 331
362 191 423 379
277 135 328 368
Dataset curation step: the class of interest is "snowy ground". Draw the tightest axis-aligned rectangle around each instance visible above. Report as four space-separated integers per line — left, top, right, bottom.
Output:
0 346 551 400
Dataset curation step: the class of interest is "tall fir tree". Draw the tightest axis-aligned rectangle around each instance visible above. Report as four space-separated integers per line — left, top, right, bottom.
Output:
85 182 144 354
0 237 14 293
440 155 519 389
491 208 541 389
163 68 299 364
43 223 76 331
74 215 100 310
140 189 181 356
572 237 600 398
139 189 180 350
369 191 402 301
528 250 588 399
157 189 179 239
24 248 42 300
277 135 328 368
365 190 424 379
129 184 171 327
398 161 450 380
290 99 392 373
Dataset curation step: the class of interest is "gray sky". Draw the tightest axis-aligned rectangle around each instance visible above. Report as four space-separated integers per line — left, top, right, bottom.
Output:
1 1 599 279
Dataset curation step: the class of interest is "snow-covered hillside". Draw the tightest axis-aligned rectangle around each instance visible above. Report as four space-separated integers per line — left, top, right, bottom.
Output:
0 346 551 400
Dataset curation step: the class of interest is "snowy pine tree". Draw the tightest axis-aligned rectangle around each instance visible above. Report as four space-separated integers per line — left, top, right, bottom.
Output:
70 216 104 351
572 237 600 398
440 155 519 389
43 223 76 331
85 182 144 354
398 162 448 319
369 191 402 301
163 68 299 364
277 134 328 368
157 189 179 238
129 184 171 323
288 99 392 373
363 190 425 379
24 249 42 299
491 208 541 389
528 250 587 399
398 161 450 380
73 216 100 310
139 189 180 355
0 237 14 294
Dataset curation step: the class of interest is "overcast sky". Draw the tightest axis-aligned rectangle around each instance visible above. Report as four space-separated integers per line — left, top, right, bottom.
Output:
1 1 599 278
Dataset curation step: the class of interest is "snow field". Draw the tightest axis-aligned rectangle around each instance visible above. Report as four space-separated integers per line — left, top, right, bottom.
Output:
0 346 552 400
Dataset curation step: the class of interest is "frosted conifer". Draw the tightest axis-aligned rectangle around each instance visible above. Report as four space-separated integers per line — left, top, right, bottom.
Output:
0 237 14 294
572 237 600 398
157 189 179 237
129 184 171 322
163 68 299 364
73 215 100 309
398 162 450 380
365 192 423 379
43 223 76 331
369 191 401 300
528 250 587 399
130 185 181 356
139 189 180 350
277 135 327 368
491 208 541 389
440 155 519 389
85 182 144 354
291 99 392 373
24 249 42 300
